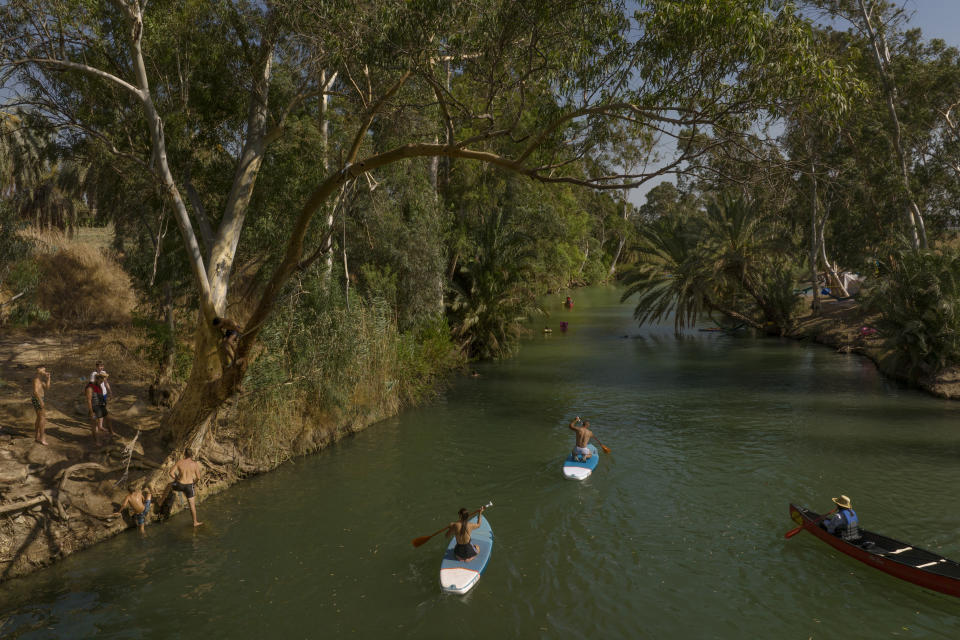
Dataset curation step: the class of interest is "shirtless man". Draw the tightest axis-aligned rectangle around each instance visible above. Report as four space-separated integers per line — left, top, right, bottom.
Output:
569 416 594 460
169 448 203 526
446 505 485 562
31 365 51 445
114 484 152 534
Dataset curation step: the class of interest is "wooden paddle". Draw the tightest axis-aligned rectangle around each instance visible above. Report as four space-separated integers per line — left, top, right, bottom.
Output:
784 508 836 539
591 436 611 455
411 501 493 548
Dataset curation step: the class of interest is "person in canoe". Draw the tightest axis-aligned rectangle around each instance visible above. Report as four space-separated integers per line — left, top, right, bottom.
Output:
569 416 594 461
820 494 860 542
446 505 486 562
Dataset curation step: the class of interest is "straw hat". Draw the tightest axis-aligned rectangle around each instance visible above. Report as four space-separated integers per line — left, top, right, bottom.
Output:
832 495 852 509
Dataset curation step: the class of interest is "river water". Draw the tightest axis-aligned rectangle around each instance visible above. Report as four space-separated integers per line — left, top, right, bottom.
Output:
3 286 960 638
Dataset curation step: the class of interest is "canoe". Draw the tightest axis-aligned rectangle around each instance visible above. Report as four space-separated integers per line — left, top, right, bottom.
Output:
439 516 494 595
562 444 599 481
789 503 960 598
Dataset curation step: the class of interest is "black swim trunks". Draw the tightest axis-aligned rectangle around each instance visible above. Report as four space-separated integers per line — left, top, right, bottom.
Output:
31 397 42 412
93 403 108 418
454 542 477 561
172 481 195 499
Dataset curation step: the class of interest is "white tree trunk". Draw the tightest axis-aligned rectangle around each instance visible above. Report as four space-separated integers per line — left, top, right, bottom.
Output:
857 0 928 249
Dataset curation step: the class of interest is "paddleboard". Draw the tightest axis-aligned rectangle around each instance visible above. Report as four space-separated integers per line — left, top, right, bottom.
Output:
439 516 494 595
562 444 599 480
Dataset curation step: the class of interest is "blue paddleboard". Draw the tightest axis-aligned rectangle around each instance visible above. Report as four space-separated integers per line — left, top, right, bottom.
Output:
562 444 599 480
440 516 494 595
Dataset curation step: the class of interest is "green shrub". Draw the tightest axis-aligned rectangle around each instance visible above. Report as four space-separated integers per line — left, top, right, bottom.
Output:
232 272 462 460
864 249 960 380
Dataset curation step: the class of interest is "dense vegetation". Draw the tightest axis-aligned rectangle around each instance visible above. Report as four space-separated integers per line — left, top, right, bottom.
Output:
2 0 960 464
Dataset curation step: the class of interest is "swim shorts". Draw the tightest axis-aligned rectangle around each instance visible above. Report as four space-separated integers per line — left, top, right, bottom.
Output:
172 481 195 499
134 499 152 526
31 397 42 412
454 543 478 561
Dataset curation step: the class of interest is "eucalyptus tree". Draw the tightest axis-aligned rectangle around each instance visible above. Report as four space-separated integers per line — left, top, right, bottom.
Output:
802 0 937 249
1 0 852 453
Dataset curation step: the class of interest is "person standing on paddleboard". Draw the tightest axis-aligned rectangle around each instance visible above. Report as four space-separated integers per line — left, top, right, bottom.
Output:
447 506 485 562
569 416 594 461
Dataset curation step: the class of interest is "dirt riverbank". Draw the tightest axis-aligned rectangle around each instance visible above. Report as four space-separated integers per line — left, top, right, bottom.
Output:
0 327 379 584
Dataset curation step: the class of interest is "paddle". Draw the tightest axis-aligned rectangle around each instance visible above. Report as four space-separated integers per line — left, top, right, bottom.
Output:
411 501 493 548
591 435 611 455
784 508 836 539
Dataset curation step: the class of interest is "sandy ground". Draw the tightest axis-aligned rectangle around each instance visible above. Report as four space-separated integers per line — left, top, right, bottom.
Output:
0 329 170 582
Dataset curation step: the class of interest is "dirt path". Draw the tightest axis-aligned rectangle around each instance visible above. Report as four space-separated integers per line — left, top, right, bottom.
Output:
0 329 169 582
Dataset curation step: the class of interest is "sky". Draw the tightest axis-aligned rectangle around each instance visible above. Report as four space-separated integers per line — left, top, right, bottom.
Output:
903 0 960 46
628 0 960 207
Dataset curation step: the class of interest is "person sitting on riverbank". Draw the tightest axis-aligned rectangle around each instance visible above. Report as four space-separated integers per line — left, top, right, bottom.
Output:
821 494 860 542
169 448 203 527
446 506 485 562
569 416 594 461
115 484 152 534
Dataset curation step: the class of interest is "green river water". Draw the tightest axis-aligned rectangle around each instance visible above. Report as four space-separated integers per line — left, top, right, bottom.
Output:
2 286 960 638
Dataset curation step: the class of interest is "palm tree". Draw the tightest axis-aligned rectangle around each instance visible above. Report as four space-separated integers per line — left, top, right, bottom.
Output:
0 109 44 199
1 110 89 234
448 207 542 359
619 215 716 333
621 194 798 333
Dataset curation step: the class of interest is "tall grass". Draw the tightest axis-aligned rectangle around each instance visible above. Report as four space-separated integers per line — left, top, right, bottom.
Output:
13 227 135 326
229 280 462 462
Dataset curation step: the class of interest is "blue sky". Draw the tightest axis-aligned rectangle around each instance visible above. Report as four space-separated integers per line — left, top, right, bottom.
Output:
903 0 960 46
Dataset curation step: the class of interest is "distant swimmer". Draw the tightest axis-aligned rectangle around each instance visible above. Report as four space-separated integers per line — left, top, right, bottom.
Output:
569 416 593 460
446 505 486 562
564 296 574 308
543 326 553 334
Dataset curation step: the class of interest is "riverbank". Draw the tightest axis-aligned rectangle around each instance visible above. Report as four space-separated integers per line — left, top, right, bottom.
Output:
788 297 960 399
0 326 426 584
1 293 956 586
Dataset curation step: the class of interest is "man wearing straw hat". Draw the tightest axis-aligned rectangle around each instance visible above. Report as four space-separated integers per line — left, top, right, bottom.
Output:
821 494 860 542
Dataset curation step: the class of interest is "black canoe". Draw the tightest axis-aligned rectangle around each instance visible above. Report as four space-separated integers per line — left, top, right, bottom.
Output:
789 503 960 598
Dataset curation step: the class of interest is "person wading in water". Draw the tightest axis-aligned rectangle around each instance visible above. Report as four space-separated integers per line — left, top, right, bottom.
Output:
446 505 485 562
